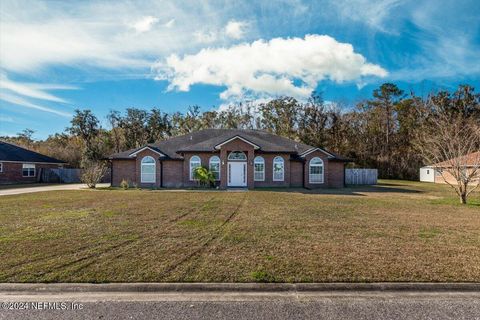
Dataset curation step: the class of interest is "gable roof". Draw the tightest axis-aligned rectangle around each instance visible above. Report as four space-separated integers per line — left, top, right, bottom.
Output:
214 135 260 150
0 141 66 164
107 129 349 161
433 151 480 167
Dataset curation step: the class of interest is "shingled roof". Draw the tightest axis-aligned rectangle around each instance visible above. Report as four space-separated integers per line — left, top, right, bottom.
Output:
433 151 480 167
107 129 348 161
0 141 66 164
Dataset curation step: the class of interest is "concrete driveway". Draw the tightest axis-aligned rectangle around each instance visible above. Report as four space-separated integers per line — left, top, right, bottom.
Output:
0 183 110 196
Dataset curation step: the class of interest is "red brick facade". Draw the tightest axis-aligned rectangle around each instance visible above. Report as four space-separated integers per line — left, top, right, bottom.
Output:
111 137 346 189
0 162 63 184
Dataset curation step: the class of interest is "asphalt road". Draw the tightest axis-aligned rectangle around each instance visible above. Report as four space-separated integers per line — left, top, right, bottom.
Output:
1 291 479 320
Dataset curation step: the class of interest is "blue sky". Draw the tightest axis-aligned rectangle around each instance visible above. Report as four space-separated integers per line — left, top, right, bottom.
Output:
0 0 479 139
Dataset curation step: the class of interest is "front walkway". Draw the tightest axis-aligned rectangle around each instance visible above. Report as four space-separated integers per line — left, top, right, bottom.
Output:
0 183 111 196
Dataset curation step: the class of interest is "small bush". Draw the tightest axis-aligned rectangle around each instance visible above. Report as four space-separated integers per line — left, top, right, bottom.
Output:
81 161 107 189
120 179 129 190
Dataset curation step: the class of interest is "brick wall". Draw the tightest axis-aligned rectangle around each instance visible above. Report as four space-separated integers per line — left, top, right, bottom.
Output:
302 150 345 188
327 161 346 187
163 160 184 188
111 159 136 187
290 160 304 187
253 153 291 188
434 168 478 185
0 162 62 184
182 152 221 188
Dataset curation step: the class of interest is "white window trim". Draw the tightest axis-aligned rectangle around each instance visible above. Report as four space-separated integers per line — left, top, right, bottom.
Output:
254 156 265 181
140 156 156 183
227 151 247 161
214 136 260 150
273 156 284 182
299 148 334 158
190 156 201 181
129 146 165 157
22 163 36 177
309 157 324 184
209 156 221 181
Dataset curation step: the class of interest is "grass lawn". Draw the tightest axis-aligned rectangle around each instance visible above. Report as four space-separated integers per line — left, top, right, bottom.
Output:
0 180 479 283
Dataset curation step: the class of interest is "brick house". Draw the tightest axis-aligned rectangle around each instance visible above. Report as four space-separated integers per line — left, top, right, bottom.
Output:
420 151 480 184
107 129 350 189
0 141 66 184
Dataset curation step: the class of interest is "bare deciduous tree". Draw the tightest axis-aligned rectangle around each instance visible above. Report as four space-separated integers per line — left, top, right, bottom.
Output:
81 161 108 189
416 111 480 204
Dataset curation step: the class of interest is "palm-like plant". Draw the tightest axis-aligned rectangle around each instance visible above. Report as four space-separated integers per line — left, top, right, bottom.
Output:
193 166 216 188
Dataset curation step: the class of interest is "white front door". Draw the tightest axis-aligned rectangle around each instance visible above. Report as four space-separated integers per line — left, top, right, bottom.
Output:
228 162 247 187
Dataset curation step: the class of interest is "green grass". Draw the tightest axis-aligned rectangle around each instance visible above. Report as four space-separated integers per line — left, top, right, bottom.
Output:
0 179 479 283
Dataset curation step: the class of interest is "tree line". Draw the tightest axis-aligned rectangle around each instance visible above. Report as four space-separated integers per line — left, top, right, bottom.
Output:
2 83 479 180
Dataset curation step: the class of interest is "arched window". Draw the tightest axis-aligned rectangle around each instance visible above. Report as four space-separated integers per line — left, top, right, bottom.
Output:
254 156 265 181
228 151 247 161
209 156 221 181
273 156 284 181
309 157 324 184
141 156 156 183
190 155 201 180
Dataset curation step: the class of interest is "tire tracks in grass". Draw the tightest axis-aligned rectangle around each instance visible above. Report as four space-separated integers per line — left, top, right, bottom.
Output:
2 239 137 281
161 193 248 279
2 196 217 280
66 195 221 280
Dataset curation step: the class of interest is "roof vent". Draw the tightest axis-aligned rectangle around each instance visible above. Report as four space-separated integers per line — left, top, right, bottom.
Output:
190 135 193 140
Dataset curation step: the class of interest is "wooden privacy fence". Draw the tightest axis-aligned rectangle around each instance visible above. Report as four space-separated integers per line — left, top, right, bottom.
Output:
40 168 83 183
345 169 378 185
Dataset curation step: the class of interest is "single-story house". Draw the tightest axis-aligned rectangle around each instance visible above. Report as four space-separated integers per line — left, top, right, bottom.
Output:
0 141 66 184
107 129 349 189
420 151 480 184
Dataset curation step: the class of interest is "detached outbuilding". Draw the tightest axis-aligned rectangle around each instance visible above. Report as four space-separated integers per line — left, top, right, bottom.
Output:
0 141 66 184
420 151 480 184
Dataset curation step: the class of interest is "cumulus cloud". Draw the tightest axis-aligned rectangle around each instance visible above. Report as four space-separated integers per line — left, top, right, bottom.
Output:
154 34 387 101
225 20 247 39
130 16 159 33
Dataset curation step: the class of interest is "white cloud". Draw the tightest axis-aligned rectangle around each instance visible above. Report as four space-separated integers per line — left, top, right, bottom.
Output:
0 74 75 117
332 0 404 33
194 31 218 44
130 16 159 33
154 34 387 101
1 92 71 117
164 19 175 28
225 20 247 39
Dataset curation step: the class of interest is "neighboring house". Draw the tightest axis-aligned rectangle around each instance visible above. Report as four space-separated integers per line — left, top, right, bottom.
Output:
107 129 350 189
420 151 480 184
0 141 66 184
